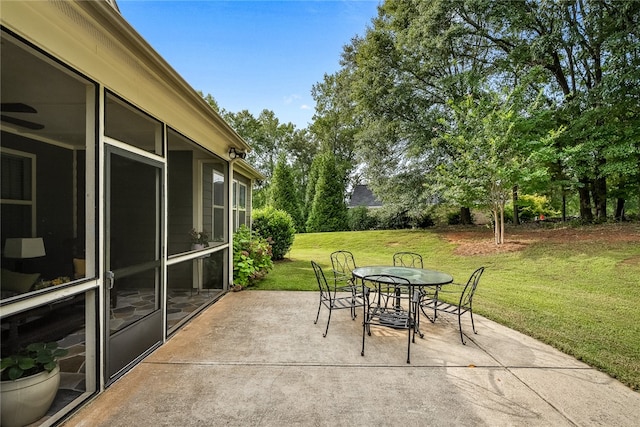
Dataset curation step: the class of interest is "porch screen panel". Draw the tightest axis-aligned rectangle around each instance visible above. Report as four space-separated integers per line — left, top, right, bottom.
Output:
167 128 228 255
105 92 163 156
1 31 96 288
1 29 98 423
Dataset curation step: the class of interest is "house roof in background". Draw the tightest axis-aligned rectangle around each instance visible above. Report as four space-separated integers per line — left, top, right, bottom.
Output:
349 185 383 208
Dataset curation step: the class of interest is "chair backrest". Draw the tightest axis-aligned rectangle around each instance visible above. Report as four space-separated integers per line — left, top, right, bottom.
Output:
459 267 485 308
330 250 357 278
393 252 424 268
362 274 412 288
311 260 331 298
362 274 415 309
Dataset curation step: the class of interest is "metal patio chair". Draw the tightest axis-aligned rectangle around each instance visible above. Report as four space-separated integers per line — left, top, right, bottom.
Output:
312 260 365 337
393 252 438 321
420 267 485 344
392 251 426 322
330 250 358 291
392 252 424 268
360 274 420 363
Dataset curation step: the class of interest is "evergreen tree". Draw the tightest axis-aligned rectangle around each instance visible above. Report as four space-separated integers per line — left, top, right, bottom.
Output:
302 154 321 227
306 152 349 232
269 154 303 230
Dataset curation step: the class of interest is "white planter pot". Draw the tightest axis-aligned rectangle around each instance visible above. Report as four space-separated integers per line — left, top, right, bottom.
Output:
0 365 60 427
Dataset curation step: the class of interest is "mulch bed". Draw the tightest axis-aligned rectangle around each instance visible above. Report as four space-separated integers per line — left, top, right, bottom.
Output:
433 222 640 256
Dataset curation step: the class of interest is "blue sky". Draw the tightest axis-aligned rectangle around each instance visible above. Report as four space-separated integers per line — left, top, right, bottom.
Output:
118 1 381 129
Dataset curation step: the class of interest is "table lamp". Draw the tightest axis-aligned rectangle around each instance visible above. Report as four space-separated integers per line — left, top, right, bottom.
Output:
3 237 46 271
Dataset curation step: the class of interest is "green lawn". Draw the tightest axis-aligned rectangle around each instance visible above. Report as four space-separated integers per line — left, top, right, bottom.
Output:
253 226 640 391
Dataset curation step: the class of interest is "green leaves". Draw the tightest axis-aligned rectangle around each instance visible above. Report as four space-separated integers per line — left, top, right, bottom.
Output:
252 207 296 260
232 225 273 287
305 152 349 233
1 342 68 381
331 0 639 222
269 154 303 230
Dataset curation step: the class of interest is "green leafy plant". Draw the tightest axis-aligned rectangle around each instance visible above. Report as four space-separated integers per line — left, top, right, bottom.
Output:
347 206 379 231
232 225 273 288
189 228 210 245
1 342 68 381
252 207 296 260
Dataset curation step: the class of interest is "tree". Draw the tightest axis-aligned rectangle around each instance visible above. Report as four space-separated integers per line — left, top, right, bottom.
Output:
222 109 298 180
433 86 559 243
342 0 497 219
306 152 349 232
456 0 640 220
302 154 321 226
310 70 359 188
332 0 640 225
269 153 303 231
223 108 315 213
199 92 223 114
285 128 320 223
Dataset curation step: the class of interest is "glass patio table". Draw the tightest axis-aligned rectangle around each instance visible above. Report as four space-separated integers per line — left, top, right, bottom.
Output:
353 266 453 338
352 265 453 287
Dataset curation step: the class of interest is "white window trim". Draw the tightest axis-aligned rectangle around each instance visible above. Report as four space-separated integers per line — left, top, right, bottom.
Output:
0 147 37 236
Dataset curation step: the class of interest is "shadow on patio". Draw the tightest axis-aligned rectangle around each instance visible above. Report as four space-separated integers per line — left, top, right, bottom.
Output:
63 291 640 426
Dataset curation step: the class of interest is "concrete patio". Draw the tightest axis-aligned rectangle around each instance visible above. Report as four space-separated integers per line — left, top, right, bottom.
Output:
62 291 640 426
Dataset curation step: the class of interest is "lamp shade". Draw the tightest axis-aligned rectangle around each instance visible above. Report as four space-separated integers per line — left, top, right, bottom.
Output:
3 238 46 259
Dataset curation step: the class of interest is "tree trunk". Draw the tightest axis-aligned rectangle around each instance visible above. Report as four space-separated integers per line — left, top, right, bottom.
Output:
592 176 607 220
562 192 567 222
578 178 593 222
493 209 500 245
512 186 519 225
492 200 505 245
500 203 505 245
615 198 625 221
460 207 472 225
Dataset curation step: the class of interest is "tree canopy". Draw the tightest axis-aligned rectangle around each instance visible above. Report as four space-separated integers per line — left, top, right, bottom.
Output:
201 0 640 240
338 0 639 238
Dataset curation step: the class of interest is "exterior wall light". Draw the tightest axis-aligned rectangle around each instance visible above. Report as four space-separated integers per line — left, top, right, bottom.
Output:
229 147 247 160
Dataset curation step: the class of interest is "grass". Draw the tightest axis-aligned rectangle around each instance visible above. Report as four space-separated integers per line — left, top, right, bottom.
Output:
252 226 640 391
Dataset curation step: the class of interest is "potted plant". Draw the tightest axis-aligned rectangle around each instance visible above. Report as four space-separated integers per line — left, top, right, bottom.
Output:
189 228 210 250
1 342 68 427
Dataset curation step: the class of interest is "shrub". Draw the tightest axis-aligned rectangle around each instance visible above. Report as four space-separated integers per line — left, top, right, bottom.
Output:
447 211 462 225
347 206 378 231
413 212 435 228
232 225 273 287
377 209 411 229
252 207 296 260
507 194 559 223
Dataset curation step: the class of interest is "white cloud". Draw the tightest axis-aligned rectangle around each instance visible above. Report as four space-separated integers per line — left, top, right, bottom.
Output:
300 104 311 110
283 94 301 104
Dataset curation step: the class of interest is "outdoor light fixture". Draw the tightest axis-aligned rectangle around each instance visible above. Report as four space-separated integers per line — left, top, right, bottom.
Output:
228 147 247 160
